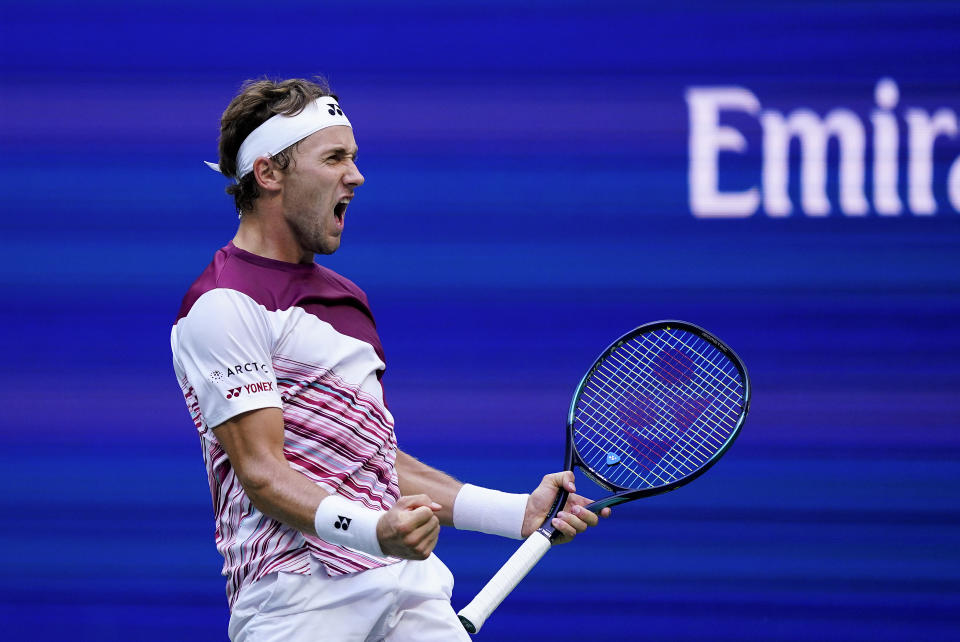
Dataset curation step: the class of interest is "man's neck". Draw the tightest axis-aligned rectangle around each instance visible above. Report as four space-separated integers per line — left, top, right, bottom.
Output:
232 204 313 265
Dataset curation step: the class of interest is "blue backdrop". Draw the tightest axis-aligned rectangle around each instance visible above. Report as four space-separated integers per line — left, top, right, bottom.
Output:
2 1 958 640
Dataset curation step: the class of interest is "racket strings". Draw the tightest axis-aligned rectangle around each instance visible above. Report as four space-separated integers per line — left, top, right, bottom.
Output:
589 332 740 443
585 343 725 473
581 359 710 484
576 387 680 475
614 331 742 468
654 330 744 410
585 361 712 470
574 417 660 484
573 328 745 490
632 329 743 426
577 381 695 487
621 330 743 417
609 333 741 480
607 346 734 472
602 344 727 450
578 367 720 488
620 333 743 438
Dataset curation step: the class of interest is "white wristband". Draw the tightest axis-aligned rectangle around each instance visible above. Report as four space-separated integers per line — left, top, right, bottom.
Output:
313 495 384 557
453 484 530 540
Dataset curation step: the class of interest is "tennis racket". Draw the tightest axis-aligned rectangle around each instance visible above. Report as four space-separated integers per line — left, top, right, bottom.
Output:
457 320 750 634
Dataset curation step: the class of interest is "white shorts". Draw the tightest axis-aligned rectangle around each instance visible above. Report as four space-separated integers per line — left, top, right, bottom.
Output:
228 554 470 642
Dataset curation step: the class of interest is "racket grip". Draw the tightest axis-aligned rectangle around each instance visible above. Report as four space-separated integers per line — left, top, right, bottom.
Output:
457 530 553 634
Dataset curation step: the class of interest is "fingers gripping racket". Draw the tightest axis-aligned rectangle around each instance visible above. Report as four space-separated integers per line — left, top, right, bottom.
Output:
457 320 751 633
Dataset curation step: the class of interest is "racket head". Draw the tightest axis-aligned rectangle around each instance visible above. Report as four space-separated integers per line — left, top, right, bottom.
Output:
567 320 750 504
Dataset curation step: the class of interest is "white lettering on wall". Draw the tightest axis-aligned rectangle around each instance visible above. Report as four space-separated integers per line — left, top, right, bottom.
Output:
686 79 959 217
906 107 958 215
949 156 960 211
872 78 902 216
761 108 867 217
686 87 761 218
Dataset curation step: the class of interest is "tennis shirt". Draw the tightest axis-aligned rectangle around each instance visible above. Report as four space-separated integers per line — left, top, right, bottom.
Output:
171 242 401 607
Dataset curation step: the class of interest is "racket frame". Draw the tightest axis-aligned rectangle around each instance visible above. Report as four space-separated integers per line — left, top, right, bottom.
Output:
458 320 751 633
538 319 750 538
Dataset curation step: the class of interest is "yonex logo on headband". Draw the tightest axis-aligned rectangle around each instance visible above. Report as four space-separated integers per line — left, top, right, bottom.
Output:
204 97 352 180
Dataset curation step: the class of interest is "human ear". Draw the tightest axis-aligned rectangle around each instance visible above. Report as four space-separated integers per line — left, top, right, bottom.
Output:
253 157 283 192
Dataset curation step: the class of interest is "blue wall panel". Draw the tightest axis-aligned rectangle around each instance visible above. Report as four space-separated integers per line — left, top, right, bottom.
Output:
1 1 958 639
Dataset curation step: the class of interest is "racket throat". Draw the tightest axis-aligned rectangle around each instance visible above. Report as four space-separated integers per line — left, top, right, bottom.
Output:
537 487 570 541
537 524 562 542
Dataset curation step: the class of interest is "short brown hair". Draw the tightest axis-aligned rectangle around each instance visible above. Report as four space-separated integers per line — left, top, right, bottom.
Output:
217 77 336 213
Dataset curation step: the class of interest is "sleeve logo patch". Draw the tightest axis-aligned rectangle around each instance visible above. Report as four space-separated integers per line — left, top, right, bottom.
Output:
225 362 270 377
225 381 275 400
334 516 352 530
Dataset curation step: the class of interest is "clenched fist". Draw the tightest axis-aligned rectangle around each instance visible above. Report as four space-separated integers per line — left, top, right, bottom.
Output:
376 494 442 559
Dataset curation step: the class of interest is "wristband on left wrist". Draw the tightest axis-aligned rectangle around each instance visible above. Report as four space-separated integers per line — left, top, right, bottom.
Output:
453 483 529 539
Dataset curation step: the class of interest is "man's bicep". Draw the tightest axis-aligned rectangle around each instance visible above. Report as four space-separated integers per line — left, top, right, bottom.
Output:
212 407 287 486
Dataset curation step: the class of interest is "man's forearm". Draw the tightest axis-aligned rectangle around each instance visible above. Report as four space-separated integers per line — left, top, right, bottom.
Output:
238 458 332 536
395 450 462 526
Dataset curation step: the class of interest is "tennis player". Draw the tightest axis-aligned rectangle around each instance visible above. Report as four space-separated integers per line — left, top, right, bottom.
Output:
171 77 609 641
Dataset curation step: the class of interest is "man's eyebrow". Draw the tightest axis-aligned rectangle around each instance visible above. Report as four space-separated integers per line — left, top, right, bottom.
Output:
320 146 358 156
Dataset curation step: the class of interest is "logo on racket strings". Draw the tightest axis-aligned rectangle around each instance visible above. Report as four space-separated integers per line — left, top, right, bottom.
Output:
618 394 713 457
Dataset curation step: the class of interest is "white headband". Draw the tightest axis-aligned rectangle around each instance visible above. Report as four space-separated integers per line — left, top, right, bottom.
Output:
204 97 352 180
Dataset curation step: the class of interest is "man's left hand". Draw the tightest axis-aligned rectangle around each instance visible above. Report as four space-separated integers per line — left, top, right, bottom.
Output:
521 471 611 544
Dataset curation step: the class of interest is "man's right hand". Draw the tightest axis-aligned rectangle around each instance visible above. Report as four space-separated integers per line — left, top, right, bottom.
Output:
376 494 442 559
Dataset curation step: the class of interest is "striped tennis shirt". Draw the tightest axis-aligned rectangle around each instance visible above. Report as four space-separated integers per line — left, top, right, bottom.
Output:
170 242 401 607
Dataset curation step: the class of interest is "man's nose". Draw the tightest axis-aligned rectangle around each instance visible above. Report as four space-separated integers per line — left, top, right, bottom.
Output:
345 160 364 187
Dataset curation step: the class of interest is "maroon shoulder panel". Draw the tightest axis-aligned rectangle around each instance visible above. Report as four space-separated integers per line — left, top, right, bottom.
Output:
176 243 386 366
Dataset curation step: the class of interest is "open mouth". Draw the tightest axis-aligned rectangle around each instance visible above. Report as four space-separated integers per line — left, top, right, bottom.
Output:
334 201 348 224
